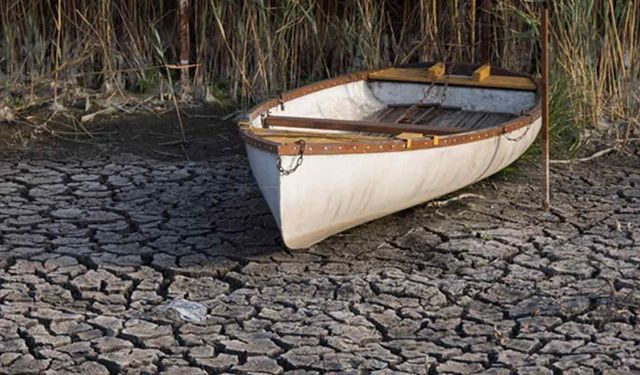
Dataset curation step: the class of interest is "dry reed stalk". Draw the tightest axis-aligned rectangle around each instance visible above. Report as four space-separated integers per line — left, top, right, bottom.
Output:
178 0 191 96
0 0 637 138
54 0 62 105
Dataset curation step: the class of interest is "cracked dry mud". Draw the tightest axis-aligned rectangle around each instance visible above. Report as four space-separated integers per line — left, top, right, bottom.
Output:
0 145 639 374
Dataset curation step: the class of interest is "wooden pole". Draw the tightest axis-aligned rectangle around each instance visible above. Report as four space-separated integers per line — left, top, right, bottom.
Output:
542 2 551 210
178 0 191 96
479 0 493 64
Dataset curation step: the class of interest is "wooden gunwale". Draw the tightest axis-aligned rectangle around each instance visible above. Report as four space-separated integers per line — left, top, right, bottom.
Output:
239 64 540 156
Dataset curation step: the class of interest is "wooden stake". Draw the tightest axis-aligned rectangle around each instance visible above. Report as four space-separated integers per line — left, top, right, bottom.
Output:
542 2 551 210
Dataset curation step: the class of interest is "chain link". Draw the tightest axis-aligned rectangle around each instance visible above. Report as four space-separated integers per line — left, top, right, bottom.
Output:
502 121 533 142
277 140 305 176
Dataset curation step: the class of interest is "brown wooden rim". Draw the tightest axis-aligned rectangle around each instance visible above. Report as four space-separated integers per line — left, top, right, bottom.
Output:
238 65 541 156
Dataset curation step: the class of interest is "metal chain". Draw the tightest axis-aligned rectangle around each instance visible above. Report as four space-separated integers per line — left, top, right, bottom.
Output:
502 122 533 142
439 50 453 105
418 55 451 108
277 140 305 176
439 69 450 105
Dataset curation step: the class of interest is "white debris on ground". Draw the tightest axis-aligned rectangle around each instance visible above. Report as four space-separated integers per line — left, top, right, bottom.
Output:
160 299 208 323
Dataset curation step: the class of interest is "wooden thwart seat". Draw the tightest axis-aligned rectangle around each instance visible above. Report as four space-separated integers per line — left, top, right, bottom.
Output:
249 128 389 143
263 115 466 136
256 103 519 145
368 67 537 91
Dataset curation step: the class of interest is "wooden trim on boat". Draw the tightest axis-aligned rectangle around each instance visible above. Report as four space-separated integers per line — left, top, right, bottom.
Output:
368 67 537 91
263 115 466 136
240 104 540 156
240 63 541 156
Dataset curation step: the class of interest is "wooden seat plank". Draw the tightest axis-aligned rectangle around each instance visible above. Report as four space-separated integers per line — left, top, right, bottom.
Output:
250 128 388 140
368 67 537 91
264 116 466 136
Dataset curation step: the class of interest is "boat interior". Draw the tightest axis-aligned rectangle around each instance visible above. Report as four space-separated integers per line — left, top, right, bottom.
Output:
244 63 538 147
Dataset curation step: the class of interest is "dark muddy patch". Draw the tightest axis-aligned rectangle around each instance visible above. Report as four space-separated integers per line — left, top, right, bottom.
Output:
0 105 243 161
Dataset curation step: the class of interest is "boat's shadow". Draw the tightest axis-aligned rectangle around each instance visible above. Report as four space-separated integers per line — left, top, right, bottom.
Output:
205 178 286 258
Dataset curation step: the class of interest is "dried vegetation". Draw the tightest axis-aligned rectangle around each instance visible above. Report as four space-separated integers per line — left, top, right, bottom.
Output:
0 1 638 148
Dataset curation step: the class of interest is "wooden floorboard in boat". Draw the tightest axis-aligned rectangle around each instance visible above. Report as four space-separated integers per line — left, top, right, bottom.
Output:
368 105 516 130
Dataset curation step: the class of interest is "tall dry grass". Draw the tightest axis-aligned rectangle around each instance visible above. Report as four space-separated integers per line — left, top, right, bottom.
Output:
0 0 638 135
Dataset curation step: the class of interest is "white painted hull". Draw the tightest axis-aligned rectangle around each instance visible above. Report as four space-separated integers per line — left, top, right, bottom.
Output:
246 119 541 249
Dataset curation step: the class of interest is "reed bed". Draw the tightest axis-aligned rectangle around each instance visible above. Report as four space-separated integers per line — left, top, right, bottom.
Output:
0 0 638 137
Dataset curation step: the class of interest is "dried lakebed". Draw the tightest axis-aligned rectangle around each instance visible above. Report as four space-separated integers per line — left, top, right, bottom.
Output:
0 147 638 374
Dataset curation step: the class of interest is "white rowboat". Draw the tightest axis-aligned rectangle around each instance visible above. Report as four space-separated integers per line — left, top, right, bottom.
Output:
239 63 541 249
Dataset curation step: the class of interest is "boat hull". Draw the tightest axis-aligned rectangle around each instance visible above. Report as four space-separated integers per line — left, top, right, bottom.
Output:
246 118 541 249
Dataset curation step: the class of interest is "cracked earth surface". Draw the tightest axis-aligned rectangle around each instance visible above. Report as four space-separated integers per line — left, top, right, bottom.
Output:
0 145 639 374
